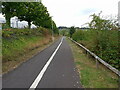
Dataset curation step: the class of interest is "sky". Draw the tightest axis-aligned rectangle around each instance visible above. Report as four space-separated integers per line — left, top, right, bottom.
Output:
0 0 120 27
42 0 120 27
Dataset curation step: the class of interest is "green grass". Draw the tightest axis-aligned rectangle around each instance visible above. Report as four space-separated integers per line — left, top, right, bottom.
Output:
67 38 118 88
2 28 54 73
3 36 43 62
2 35 53 73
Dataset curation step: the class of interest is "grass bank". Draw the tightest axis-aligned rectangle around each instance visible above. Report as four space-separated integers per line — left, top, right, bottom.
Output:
2 28 58 74
67 38 118 88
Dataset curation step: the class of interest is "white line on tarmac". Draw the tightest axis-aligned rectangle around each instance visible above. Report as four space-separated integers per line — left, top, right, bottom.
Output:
29 37 64 90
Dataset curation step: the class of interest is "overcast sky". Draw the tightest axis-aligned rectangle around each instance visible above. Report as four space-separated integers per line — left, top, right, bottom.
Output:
42 0 120 27
0 0 120 27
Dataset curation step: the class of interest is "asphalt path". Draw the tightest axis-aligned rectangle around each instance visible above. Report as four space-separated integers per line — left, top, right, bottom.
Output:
2 37 82 89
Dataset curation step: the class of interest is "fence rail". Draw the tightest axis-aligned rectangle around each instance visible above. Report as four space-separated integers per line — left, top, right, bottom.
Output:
70 38 120 77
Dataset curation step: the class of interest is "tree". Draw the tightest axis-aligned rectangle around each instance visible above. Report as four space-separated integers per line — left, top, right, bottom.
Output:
0 2 2 13
2 2 58 32
17 2 42 28
2 2 18 27
89 12 118 31
69 26 76 38
2 2 55 29
2 2 30 27
33 3 51 28
51 20 59 34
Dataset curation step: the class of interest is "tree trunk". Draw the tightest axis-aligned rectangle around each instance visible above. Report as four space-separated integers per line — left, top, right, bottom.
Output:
6 21 10 28
6 16 11 28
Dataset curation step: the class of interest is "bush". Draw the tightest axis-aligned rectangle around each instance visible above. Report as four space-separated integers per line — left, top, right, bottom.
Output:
72 30 86 41
72 29 119 69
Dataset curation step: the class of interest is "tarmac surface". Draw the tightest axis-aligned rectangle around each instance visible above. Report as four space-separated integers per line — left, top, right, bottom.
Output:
3 37 82 89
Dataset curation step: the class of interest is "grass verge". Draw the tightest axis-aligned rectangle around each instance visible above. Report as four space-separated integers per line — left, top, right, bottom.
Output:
2 35 58 74
67 38 118 88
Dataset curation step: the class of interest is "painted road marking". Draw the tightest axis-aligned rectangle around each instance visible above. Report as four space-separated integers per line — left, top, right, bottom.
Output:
29 37 64 89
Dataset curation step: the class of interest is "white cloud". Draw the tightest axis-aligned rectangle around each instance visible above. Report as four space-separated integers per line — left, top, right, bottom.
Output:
42 0 120 27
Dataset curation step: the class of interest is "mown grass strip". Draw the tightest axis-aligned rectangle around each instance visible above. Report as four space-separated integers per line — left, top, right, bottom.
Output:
67 38 118 88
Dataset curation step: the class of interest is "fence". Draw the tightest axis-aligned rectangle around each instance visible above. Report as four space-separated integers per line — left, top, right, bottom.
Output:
69 38 120 77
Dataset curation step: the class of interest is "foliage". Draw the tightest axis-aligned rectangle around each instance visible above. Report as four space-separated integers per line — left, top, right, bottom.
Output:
2 27 50 38
72 29 119 70
89 12 118 31
72 30 86 41
60 29 66 36
2 28 51 63
2 2 58 34
72 13 119 69
68 38 118 88
69 26 76 38
59 29 69 36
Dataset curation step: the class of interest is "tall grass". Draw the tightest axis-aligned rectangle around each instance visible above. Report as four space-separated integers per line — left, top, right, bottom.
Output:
2 28 53 73
3 36 42 62
2 28 52 63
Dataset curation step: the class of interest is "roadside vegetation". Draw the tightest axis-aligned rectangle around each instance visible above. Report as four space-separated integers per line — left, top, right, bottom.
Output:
2 27 51 63
72 30 119 70
2 2 59 73
59 12 119 88
67 38 118 88
2 2 58 31
71 13 119 70
2 28 58 73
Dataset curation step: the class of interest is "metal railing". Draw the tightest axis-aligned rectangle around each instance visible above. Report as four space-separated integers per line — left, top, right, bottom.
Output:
69 38 120 77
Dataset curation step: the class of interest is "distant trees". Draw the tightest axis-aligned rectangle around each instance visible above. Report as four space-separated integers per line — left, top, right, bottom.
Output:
69 26 76 38
2 2 58 33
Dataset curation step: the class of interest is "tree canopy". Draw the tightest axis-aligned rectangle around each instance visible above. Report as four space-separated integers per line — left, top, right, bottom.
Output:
2 2 58 33
89 12 118 31
69 26 76 38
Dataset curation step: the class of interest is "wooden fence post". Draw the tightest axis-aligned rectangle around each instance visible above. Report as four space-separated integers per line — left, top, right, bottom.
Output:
86 51 88 57
95 56 99 69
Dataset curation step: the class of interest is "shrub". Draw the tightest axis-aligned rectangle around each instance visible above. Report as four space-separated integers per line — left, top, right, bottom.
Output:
72 29 119 69
72 30 86 41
